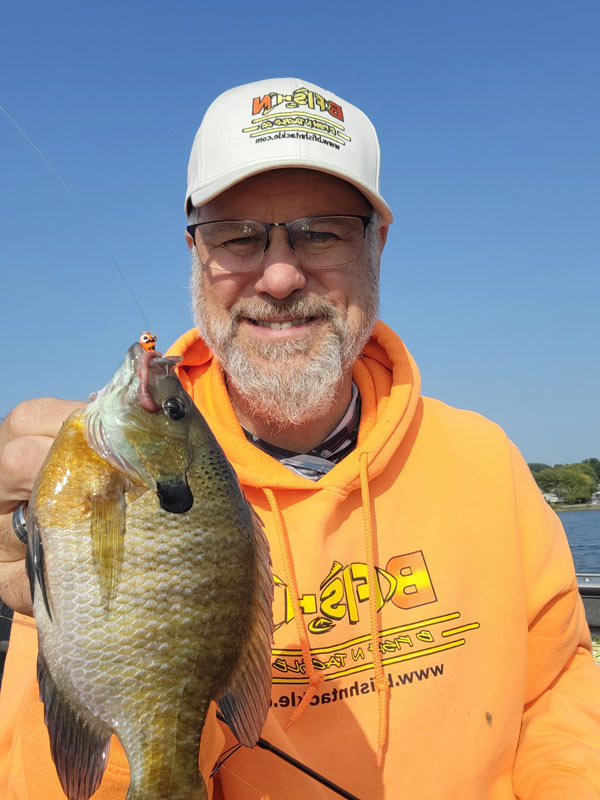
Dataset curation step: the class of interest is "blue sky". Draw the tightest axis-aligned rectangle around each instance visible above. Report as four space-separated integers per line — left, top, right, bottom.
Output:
1 1 598 465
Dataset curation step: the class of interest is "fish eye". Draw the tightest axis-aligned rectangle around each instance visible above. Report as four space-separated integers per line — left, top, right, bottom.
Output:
162 396 187 421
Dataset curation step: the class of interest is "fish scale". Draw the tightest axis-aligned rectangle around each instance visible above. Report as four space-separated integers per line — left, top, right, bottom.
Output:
27 342 273 800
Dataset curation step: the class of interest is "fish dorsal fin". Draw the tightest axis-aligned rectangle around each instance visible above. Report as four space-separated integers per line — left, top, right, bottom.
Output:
218 507 273 747
90 480 127 615
37 653 112 800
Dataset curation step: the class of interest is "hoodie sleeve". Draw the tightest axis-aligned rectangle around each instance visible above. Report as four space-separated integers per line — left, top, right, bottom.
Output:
509 442 600 799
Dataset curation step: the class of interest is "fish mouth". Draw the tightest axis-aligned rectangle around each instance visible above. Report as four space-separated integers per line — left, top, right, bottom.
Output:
132 344 183 413
156 479 194 514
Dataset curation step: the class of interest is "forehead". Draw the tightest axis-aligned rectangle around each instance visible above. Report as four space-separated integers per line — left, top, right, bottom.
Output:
198 168 372 222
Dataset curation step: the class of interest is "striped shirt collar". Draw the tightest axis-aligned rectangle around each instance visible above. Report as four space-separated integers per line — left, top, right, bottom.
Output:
243 383 361 480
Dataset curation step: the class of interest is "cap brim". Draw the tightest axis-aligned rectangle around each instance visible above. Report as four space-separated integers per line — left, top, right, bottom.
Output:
187 160 393 223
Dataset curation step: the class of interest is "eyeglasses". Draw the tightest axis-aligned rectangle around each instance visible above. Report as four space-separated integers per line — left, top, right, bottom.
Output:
186 214 372 272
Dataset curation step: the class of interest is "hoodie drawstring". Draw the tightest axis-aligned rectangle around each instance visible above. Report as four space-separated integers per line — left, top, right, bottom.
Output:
359 451 390 768
264 455 389 768
263 488 324 730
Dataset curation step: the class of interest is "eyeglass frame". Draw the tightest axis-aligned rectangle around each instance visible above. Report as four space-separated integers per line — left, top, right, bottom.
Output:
186 213 373 269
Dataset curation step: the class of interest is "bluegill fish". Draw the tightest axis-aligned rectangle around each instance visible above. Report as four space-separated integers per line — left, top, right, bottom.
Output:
26 342 273 800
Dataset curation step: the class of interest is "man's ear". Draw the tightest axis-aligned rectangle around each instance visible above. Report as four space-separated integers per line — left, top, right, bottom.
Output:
185 231 194 252
378 224 389 252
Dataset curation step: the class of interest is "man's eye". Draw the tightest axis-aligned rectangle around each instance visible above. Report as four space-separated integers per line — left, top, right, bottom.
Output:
223 235 257 245
308 230 336 241
298 230 338 246
221 235 261 250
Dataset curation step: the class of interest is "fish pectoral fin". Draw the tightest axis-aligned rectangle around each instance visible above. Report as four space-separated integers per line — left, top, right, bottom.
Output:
218 507 274 748
37 652 112 800
90 484 126 615
26 508 52 621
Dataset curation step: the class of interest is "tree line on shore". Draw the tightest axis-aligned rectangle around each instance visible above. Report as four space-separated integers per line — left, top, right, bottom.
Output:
528 458 600 505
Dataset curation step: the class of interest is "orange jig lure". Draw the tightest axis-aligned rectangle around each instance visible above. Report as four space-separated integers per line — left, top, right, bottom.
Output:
139 332 158 352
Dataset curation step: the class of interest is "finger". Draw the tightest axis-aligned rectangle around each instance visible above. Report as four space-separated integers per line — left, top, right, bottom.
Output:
0 435 55 515
0 539 33 615
0 398 85 449
0 511 32 615
0 510 26 560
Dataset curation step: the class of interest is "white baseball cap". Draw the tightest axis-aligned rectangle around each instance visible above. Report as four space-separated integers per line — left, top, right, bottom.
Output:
185 77 393 223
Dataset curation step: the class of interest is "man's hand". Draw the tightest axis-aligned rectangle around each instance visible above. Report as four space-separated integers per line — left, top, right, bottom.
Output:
0 399 85 615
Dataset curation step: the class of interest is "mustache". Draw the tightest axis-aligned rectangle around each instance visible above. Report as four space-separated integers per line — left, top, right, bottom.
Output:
229 295 338 325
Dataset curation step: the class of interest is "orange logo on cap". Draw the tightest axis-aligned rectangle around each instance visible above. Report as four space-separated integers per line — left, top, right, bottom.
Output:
243 87 351 148
252 87 343 120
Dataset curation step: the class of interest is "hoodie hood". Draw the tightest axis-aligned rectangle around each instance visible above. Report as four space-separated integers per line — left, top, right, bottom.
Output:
166 321 422 493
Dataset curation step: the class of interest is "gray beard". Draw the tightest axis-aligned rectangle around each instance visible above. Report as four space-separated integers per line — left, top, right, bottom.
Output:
190 248 379 429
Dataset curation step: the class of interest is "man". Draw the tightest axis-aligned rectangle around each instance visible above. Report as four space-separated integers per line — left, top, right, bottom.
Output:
0 78 599 799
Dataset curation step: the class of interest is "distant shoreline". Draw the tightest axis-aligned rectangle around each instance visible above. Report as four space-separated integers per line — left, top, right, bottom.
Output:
553 504 600 513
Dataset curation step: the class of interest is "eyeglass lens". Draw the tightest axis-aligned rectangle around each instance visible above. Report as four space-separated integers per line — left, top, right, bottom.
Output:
193 216 366 271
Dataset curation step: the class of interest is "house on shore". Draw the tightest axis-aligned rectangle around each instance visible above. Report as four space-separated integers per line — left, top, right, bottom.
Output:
543 491 560 504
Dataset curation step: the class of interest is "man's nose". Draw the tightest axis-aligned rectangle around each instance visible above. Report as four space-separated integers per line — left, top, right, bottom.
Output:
253 229 307 299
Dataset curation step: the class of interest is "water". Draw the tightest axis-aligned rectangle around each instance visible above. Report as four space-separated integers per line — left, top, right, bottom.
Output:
558 509 600 573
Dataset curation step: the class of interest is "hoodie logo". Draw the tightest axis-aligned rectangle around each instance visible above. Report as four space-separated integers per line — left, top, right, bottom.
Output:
242 86 352 148
273 550 437 634
271 549 480 684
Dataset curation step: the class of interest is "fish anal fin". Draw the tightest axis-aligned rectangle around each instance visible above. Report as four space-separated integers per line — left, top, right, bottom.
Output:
218 507 273 747
37 653 111 800
90 480 126 615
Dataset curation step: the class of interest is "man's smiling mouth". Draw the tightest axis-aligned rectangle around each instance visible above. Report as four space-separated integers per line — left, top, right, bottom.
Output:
249 317 314 330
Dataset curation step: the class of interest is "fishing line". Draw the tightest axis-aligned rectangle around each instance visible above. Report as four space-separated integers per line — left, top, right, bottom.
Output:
0 103 151 329
217 764 270 798
210 742 243 776
0 611 34 629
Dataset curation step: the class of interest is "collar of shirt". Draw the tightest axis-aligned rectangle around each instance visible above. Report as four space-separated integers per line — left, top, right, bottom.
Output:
243 383 361 480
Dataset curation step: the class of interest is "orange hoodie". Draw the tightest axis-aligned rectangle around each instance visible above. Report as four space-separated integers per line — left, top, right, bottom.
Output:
1 322 599 800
